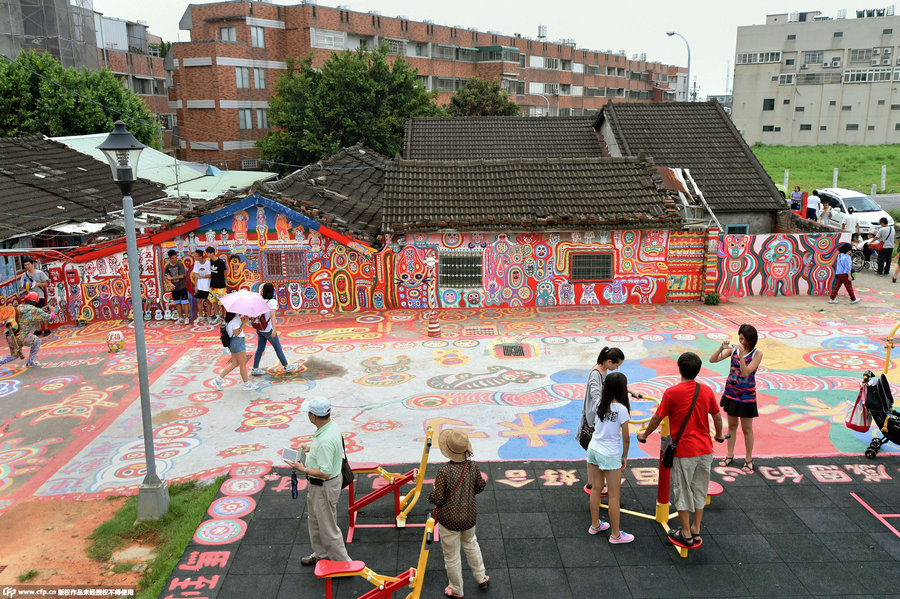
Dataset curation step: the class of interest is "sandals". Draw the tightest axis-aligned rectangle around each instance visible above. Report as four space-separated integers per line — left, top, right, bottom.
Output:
444 586 464 598
719 456 734 467
742 460 754 473
667 527 694 548
479 576 490 591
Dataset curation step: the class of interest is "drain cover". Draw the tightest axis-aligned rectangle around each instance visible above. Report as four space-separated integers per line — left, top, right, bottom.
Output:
501 344 525 357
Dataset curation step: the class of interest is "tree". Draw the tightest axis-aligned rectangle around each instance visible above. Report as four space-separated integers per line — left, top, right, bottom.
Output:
447 77 521 117
0 50 161 148
258 43 443 172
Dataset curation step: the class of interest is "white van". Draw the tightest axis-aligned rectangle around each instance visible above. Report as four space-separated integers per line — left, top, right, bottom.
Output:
814 188 894 235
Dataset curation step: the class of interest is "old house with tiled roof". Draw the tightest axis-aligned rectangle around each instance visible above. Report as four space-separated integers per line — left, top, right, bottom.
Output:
594 101 788 234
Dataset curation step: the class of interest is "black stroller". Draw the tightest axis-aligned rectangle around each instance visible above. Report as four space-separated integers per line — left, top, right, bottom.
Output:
861 370 900 458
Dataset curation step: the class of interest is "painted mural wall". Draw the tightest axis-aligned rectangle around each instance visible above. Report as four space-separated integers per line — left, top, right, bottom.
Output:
715 232 850 299
376 230 708 309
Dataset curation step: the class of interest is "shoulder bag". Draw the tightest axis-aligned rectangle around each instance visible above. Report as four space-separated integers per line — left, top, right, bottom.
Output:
578 370 602 449
661 382 701 469
433 461 468 521
340 437 354 489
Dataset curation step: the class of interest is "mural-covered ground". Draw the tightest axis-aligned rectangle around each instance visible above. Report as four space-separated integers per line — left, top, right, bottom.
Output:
1 284 898 515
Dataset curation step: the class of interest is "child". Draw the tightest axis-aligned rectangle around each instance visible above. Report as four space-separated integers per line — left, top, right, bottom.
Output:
587 371 634 544
830 243 861 305
212 311 255 391
428 429 490 598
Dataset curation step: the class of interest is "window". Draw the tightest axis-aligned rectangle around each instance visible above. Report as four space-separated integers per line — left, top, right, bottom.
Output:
439 253 482 288
820 125 827 130
795 106 805 112
787 34 796 40
569 253 613 282
843 68 893 83
219 26 236 41
250 26 265 48
283 251 308 280
849 48 872 62
884 29 894 34
253 68 266 89
842 105 852 111
256 108 269 129
785 58 795 65
434 45 455 60
736 51 781 64
762 98 775 110
519 54 526 67
868 125 876 130
830 100 837 106
896 123 900 130
132 78 151 94
311 28 346 50
804 50 824 64
261 251 281 280
261 251 308 281
239 108 252 129
236 67 250 88
774 126 781 132
416 44 427 57
878 99 886 105
386 39 405 55
783 99 791 104
834 31 843 37
846 124 859 131
762 125 775 132
892 104 900 110
241 159 259 169
725 224 750 234
800 124 812 131
778 73 795 84
545 57 560 69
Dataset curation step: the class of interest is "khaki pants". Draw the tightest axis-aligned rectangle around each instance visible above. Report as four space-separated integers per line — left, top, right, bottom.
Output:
307 476 351 561
671 453 712 512
439 526 486 596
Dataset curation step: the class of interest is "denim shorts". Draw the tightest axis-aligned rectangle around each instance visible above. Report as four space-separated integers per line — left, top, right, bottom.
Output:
228 336 246 354
587 449 622 471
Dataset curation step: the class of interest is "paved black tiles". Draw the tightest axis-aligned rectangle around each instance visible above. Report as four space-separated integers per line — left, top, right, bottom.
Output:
162 457 900 598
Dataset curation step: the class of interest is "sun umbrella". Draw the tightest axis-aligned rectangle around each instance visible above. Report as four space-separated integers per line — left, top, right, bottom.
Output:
218 289 271 318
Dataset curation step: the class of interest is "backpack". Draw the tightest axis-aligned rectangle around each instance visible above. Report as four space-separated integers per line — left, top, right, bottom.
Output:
251 312 270 331
219 324 231 347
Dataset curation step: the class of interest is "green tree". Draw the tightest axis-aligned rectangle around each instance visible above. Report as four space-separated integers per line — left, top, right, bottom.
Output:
447 77 521 117
0 50 161 148
258 43 443 172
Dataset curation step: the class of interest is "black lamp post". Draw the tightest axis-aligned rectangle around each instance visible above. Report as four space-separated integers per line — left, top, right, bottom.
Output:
98 121 170 520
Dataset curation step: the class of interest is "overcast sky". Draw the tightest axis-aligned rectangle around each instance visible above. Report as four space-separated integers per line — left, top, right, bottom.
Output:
93 0 860 96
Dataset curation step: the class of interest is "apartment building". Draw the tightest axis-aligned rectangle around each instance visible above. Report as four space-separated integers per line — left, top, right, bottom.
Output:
732 7 900 145
169 0 686 169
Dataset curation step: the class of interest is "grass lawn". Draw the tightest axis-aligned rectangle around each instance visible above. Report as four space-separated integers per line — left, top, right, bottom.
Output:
87 476 225 599
752 144 900 194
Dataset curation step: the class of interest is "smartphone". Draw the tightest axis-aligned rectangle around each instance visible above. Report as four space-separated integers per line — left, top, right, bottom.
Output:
282 447 299 463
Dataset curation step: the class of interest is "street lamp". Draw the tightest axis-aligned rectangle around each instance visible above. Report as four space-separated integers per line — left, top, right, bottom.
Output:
666 31 691 101
524 93 551 116
98 121 170 520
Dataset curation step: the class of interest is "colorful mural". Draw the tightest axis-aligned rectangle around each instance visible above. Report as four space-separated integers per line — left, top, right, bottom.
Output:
715 233 849 299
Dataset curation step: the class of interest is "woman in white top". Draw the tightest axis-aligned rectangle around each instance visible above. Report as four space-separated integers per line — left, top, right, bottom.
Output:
250 283 297 375
212 311 254 391
586 372 634 544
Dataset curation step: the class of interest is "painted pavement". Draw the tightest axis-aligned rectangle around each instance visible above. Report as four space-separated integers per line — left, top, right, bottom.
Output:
1 287 899 516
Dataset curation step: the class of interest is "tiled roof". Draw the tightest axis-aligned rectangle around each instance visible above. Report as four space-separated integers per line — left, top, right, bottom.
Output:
0 135 166 242
403 117 602 160
248 144 388 244
595 101 785 213
382 157 683 233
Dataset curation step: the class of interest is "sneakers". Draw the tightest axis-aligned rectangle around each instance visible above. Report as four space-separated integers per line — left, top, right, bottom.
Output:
828 299 838 304
213 376 225 390
250 368 266 376
300 553 321 567
241 381 257 391
609 531 635 544
588 521 610 535
285 363 299 373
26 361 41 368
851 298 862 304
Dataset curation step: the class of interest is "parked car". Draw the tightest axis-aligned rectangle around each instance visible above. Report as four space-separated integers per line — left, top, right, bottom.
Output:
814 188 894 234
774 183 787 199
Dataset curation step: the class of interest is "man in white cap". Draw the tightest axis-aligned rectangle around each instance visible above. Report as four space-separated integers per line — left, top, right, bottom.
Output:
284 396 351 566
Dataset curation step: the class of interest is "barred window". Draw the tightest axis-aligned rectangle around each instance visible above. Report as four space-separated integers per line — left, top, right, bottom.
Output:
261 251 282 281
439 253 482 288
570 253 613 282
261 251 308 281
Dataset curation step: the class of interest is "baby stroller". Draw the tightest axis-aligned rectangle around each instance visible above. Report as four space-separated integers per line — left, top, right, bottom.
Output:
861 370 900 458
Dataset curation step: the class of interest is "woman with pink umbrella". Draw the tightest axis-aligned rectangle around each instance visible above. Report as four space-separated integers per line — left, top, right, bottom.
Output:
210 289 272 392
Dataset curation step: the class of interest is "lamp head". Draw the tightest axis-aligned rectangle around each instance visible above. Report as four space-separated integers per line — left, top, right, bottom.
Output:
98 120 145 192
666 31 676 36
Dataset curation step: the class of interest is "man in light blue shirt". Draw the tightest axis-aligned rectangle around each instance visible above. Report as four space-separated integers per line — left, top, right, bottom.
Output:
284 396 351 566
830 243 860 304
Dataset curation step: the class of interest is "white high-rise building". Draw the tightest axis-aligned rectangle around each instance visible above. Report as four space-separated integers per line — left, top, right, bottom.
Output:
732 8 900 145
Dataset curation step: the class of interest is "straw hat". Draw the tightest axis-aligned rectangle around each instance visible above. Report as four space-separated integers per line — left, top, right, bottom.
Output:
439 428 473 462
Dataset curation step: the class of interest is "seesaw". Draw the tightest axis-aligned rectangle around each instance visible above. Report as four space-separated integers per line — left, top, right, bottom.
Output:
345 428 434 543
315 516 435 599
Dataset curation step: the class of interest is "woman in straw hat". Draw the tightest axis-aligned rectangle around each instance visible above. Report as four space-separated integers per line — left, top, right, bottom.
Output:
429 429 490 598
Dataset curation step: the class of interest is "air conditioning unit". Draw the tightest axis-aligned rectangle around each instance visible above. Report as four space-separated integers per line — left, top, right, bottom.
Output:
884 47 892 54
873 48 881 55
800 64 809 69
832 59 841 67
872 58 881 65
823 61 831 67
883 58 892 65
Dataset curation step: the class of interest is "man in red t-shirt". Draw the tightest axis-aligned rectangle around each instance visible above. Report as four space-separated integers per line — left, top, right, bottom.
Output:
638 352 724 548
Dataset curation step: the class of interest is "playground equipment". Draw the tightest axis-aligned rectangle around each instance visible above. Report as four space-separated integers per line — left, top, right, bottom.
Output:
345 428 433 543
315 516 436 599
595 395 723 558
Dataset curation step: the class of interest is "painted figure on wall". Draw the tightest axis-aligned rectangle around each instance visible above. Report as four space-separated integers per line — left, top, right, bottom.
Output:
760 235 802 297
275 214 291 242
232 211 249 242
256 206 268 249
717 235 757 298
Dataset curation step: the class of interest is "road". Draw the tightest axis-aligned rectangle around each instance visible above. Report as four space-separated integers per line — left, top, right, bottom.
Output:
874 192 900 212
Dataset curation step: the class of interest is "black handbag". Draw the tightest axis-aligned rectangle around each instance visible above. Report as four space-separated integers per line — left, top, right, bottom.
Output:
340 438 354 489
578 417 594 450
661 382 701 469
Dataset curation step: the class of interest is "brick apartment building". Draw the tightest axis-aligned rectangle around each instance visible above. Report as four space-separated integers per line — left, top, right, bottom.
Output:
169 0 686 169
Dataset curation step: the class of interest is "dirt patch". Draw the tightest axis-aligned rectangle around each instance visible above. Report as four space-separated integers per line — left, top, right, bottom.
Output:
0 498 145 587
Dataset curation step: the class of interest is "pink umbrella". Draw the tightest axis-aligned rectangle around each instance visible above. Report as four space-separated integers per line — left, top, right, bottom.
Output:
218 289 271 318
